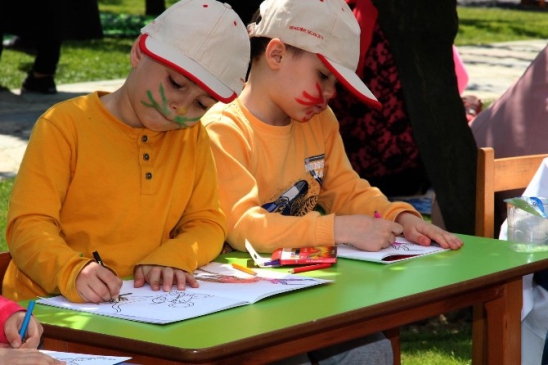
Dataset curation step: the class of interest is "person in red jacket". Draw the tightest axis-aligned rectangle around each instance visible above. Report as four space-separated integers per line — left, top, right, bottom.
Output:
0 296 63 364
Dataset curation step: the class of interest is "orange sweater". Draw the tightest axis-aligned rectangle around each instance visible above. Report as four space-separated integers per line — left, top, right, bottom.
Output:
202 99 419 253
3 92 226 302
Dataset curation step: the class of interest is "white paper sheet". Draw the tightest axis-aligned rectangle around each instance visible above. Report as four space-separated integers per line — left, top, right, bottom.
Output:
37 262 331 324
337 236 448 264
40 350 131 365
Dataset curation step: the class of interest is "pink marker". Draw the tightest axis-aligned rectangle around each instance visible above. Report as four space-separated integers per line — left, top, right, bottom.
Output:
374 211 382 219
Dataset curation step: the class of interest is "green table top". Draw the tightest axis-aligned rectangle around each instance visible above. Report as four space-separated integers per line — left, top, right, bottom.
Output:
31 234 548 354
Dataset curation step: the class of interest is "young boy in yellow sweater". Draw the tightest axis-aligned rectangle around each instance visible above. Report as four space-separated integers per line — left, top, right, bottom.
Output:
202 0 463 254
3 0 250 304
202 1 463 362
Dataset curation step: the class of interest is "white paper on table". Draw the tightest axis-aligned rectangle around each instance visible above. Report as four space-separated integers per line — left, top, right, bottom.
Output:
336 236 448 264
37 262 331 324
40 350 131 364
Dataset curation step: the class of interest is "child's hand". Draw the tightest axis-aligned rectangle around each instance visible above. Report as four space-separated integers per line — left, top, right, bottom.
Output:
75 262 123 303
3 311 43 349
133 265 199 291
334 215 403 251
0 348 65 364
395 212 464 250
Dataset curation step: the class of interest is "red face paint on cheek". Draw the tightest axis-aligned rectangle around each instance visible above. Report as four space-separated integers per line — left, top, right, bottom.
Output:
295 83 324 106
300 110 314 123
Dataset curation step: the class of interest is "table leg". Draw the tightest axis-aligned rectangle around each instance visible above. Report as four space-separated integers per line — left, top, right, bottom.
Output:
472 278 522 364
383 327 401 365
472 303 486 364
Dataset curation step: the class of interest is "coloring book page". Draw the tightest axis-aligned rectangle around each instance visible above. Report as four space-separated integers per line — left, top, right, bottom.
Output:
337 236 448 264
40 350 131 365
37 262 331 324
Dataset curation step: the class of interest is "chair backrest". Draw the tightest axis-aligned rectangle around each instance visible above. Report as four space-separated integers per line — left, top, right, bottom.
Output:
475 147 548 238
0 251 11 295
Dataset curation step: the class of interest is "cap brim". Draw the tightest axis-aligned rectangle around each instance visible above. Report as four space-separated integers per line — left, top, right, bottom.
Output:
140 35 237 103
317 54 382 110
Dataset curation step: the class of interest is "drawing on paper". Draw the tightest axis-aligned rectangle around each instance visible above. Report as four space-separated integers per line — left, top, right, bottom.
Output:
108 291 214 312
195 268 317 286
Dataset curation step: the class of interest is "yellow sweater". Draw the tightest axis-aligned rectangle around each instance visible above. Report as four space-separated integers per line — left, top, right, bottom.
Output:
3 92 226 302
202 99 419 253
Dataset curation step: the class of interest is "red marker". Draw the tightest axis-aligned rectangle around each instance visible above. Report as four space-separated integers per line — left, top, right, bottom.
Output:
289 263 332 274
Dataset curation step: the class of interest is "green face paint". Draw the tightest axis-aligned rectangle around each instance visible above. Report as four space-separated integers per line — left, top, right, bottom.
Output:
173 114 201 128
140 83 201 128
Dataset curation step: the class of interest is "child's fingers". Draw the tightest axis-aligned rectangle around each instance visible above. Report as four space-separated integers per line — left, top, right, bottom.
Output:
19 318 43 348
133 266 145 288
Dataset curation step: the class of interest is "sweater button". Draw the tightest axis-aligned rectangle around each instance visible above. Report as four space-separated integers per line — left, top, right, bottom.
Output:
145 172 152 180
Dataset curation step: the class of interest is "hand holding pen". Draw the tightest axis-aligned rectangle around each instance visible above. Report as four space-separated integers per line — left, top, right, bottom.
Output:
3 301 42 348
334 213 403 251
74 251 122 304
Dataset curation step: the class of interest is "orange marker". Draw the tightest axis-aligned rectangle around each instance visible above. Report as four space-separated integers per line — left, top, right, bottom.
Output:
231 263 257 276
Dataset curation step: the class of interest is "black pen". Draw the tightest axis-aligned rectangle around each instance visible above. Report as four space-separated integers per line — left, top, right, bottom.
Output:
92 251 104 267
92 251 119 302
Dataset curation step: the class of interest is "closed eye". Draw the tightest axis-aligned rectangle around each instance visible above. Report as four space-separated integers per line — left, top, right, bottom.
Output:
318 71 329 81
168 76 182 89
196 99 208 111
196 96 216 112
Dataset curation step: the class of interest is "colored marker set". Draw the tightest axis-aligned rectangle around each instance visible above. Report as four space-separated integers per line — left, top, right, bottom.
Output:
242 240 336 275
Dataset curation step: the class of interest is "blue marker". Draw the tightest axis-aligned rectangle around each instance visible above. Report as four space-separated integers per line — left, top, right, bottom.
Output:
19 300 36 340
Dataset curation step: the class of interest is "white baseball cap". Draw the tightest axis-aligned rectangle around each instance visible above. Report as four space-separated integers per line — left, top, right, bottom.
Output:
140 0 250 103
247 0 381 109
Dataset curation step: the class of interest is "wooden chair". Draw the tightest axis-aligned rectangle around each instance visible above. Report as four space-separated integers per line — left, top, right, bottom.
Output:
473 147 548 363
0 251 11 295
475 147 548 238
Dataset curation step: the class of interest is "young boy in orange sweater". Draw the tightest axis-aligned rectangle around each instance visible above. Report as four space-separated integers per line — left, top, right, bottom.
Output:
202 0 463 363
3 0 250 304
203 0 462 254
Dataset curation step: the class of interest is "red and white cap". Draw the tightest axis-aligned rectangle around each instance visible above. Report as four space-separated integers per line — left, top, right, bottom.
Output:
247 0 381 109
140 0 250 103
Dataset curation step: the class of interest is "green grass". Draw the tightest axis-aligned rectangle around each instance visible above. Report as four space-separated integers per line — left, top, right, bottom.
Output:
400 314 473 365
1 5 548 90
98 0 177 15
0 0 178 90
0 178 13 252
456 6 548 45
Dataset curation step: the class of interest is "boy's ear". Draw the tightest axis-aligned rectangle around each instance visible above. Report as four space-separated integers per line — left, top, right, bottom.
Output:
264 38 287 70
130 36 144 68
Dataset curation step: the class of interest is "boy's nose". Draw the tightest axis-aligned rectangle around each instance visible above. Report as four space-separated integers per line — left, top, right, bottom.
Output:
171 97 191 116
177 106 188 116
323 84 337 101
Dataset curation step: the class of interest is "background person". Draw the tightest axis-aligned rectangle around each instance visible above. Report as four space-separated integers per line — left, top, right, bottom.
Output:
0 0 103 94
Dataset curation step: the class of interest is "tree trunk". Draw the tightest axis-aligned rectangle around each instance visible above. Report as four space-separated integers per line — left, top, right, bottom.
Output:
372 0 477 234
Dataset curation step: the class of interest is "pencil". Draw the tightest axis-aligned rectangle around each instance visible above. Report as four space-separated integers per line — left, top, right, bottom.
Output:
289 263 332 274
231 263 257 276
19 300 36 340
